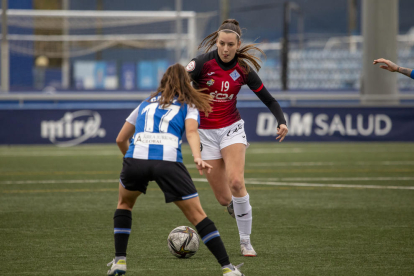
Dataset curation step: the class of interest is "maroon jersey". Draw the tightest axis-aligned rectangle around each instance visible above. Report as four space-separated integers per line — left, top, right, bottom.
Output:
187 49 263 129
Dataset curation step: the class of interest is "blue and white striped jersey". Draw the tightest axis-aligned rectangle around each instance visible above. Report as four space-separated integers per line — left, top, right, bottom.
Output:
124 95 200 162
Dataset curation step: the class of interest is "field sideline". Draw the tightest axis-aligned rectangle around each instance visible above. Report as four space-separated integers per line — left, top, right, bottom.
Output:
1 142 413 275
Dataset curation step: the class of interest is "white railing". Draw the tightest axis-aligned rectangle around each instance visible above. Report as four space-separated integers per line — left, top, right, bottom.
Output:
324 28 414 51
1 92 413 107
255 28 414 52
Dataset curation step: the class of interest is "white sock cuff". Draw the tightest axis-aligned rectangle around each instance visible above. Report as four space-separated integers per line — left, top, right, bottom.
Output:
240 234 250 241
232 193 250 204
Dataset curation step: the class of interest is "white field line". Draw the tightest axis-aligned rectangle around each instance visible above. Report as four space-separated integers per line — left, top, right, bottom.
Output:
2 178 413 190
190 178 414 190
244 181 414 190
0 179 118 185
247 177 414 181
247 148 414 154
1 148 414 156
247 161 414 166
0 151 120 157
186 162 334 168
185 161 414 168
379 161 414 165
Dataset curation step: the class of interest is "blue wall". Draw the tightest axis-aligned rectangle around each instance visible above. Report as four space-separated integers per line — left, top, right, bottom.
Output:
1 106 413 146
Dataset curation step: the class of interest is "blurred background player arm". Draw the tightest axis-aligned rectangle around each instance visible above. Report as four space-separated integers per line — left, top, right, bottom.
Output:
116 122 135 155
373 58 414 79
185 118 212 175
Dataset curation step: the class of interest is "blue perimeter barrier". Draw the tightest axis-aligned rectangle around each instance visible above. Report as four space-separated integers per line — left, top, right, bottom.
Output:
1 106 413 146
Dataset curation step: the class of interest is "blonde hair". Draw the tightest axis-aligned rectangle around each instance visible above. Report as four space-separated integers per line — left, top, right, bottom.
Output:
198 19 265 74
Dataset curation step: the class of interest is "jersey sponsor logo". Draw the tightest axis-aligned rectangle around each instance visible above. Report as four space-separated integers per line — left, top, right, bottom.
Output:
207 72 215 76
210 91 234 101
206 79 215 86
186 60 196 72
227 124 243 136
257 112 393 137
41 110 106 147
134 132 179 148
229 69 240 81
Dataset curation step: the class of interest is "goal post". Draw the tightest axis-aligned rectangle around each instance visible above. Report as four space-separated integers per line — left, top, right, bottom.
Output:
1 9 198 58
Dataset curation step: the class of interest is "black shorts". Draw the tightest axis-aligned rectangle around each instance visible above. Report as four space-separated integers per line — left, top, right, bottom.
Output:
119 158 198 203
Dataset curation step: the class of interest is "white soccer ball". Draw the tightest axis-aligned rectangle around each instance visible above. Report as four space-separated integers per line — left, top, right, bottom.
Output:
167 226 200 258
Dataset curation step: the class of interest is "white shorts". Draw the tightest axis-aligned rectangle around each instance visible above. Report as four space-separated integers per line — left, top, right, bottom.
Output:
198 119 249 160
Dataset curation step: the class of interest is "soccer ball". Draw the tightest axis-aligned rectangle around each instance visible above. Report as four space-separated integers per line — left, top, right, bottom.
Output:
167 226 200 258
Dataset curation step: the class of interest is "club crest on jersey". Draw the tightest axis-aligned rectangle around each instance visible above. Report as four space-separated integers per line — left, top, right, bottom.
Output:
186 61 195 72
229 69 240 81
206 79 215 86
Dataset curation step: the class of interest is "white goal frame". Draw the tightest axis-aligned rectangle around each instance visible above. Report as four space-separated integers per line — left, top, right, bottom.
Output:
1 9 197 58
0 9 198 90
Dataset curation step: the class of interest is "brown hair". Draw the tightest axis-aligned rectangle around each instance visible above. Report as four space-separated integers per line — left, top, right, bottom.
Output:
148 63 212 117
198 19 265 74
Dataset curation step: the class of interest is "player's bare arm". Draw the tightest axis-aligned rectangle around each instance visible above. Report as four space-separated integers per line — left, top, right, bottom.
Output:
373 58 414 78
116 121 135 155
185 118 213 175
398 67 413 77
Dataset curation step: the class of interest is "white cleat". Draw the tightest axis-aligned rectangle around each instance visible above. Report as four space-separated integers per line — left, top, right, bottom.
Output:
223 263 245 276
107 258 127 275
240 240 257 257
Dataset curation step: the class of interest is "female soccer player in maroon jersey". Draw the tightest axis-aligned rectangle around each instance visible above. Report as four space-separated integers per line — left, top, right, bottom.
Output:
187 19 289 257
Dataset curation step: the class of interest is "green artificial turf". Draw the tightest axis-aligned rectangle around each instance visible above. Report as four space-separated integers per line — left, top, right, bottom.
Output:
0 143 413 275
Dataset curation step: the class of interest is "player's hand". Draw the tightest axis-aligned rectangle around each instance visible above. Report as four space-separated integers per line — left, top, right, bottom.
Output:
194 157 213 175
373 58 399 72
276 124 288 142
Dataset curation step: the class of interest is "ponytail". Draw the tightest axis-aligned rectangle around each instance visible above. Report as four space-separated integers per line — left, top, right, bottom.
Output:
237 44 265 74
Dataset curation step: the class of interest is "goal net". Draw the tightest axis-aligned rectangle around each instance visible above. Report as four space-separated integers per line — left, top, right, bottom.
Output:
3 9 215 59
0 9 216 90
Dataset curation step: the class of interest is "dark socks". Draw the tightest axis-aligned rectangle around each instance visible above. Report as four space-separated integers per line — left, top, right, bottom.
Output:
195 217 230 267
113 209 132 257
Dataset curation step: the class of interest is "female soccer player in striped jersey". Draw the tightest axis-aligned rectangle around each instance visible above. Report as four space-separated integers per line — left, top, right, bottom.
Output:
187 19 289 257
107 64 245 276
